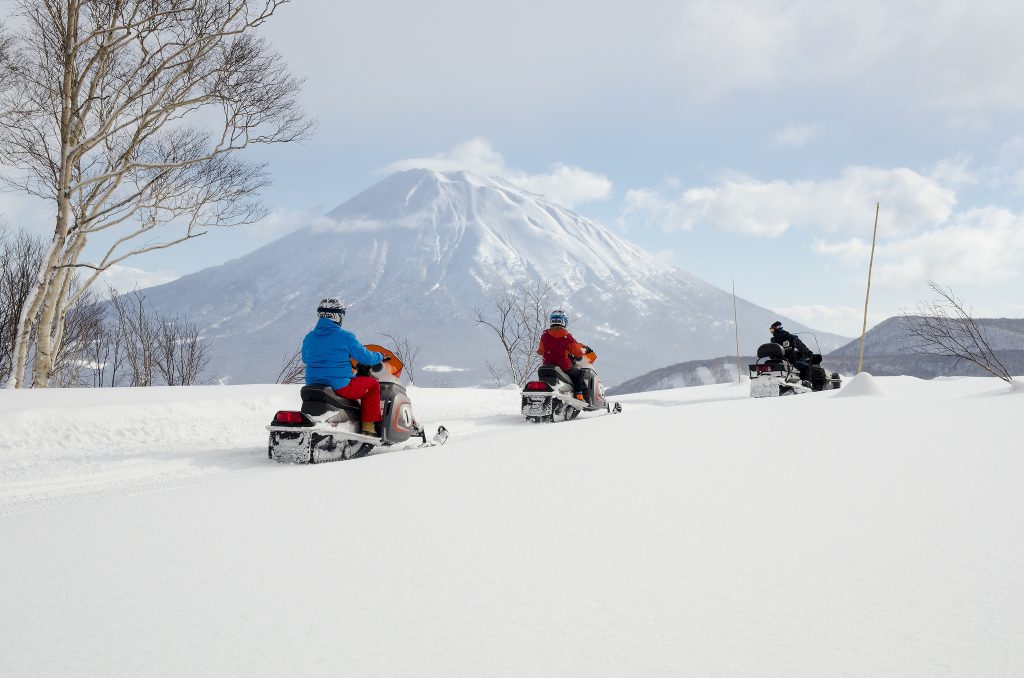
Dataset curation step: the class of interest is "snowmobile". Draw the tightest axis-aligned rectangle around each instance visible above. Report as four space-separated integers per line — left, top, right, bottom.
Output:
521 347 622 422
748 342 842 398
267 344 447 463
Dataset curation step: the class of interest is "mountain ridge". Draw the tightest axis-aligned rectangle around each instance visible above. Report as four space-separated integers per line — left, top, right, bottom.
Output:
141 168 850 386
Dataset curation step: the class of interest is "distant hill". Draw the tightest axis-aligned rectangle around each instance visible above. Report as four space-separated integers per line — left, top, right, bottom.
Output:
607 356 753 395
824 316 1024 377
610 316 1024 394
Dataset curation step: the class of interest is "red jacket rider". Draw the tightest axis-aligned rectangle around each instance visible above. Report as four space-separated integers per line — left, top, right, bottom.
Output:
538 325 584 371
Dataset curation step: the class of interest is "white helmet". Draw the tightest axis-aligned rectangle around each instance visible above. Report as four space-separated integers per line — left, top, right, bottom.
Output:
317 297 346 325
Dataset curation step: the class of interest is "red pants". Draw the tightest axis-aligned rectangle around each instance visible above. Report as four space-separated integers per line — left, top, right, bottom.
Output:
335 376 381 422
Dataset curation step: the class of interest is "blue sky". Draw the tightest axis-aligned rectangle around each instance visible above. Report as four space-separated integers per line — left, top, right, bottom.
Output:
5 0 1024 337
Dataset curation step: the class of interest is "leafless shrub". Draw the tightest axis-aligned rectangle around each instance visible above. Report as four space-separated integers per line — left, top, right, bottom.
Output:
169 318 210 386
473 281 553 387
0 226 45 382
109 290 158 386
485 361 506 389
902 280 1013 383
429 374 453 389
106 288 210 387
377 330 422 384
276 345 305 385
84 320 112 387
1 1 313 387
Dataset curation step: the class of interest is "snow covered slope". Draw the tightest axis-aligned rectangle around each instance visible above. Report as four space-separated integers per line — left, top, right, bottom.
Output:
1 377 1022 677
140 169 848 386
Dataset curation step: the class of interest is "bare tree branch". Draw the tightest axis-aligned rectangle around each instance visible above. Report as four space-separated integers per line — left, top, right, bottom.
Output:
473 281 554 387
377 330 421 385
901 280 1013 383
275 344 304 385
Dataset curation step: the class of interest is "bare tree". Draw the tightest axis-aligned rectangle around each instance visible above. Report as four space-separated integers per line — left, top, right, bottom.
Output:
108 288 158 386
51 280 105 386
0 227 46 382
154 315 181 386
473 281 554 387
902 280 1013 383
485 360 506 388
276 344 304 384
84 319 111 386
378 330 421 384
170 317 209 386
105 287 209 386
1 0 313 388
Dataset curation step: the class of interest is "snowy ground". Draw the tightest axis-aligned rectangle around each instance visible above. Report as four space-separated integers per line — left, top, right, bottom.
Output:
1 375 1022 677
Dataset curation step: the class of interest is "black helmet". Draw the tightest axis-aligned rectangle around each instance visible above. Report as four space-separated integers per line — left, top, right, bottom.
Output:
769 321 783 333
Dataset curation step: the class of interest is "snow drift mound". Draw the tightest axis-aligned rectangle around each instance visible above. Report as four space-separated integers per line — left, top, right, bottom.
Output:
833 372 890 398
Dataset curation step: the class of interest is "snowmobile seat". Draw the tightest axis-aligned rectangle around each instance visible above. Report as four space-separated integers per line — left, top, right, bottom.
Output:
300 384 362 417
757 343 785 359
538 365 573 387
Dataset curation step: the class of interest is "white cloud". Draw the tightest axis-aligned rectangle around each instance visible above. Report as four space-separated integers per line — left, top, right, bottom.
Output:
515 164 613 209
249 207 326 240
772 124 823 148
650 248 675 265
815 206 1024 288
422 365 470 373
384 138 506 177
308 214 440 234
100 265 180 292
670 0 1024 113
621 166 955 237
774 304 881 338
929 155 979 188
0 191 53 235
381 138 612 208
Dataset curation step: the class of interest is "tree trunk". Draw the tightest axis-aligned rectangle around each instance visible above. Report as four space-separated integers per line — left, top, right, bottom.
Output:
24 1 79 388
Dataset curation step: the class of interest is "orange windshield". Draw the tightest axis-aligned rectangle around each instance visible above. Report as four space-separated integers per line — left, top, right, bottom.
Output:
365 343 405 378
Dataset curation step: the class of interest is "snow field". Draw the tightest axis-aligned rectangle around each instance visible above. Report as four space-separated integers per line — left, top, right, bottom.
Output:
1 376 1022 677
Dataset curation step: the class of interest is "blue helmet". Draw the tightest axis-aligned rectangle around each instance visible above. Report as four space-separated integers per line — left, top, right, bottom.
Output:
549 309 568 328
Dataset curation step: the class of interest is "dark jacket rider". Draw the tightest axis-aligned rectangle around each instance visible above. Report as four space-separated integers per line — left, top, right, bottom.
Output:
769 321 813 382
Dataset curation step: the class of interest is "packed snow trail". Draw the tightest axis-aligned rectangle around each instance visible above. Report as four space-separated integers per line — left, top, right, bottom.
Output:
1 377 1023 677
0 383 699 515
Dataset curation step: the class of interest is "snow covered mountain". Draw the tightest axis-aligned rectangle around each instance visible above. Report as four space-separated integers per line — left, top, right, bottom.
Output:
142 169 848 385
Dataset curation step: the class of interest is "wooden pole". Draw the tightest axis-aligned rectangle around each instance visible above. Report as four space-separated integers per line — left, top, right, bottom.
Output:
857 202 880 374
733 280 741 383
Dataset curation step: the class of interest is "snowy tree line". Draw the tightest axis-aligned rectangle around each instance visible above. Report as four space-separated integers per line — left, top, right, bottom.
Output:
1 226 209 387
